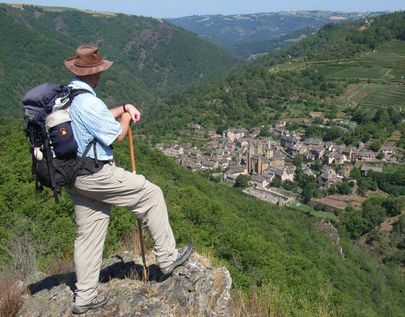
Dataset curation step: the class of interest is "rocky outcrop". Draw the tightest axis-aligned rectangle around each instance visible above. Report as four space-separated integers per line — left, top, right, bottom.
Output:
316 219 344 257
17 253 232 317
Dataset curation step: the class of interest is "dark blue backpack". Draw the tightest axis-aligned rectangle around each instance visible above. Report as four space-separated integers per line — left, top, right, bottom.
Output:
23 83 93 201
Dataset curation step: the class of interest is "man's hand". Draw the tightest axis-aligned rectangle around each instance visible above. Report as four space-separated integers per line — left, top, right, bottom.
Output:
124 104 141 123
111 104 141 142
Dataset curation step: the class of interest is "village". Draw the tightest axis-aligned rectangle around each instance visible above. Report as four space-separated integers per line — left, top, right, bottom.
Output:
155 121 401 208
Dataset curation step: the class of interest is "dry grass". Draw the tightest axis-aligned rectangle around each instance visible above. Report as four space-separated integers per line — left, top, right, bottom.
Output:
5 234 36 279
45 253 74 276
0 277 25 317
118 228 155 282
119 228 143 256
192 252 213 268
119 227 153 260
230 283 336 317
232 288 283 317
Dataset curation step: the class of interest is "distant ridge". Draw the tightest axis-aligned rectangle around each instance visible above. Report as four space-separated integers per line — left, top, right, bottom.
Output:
168 10 384 58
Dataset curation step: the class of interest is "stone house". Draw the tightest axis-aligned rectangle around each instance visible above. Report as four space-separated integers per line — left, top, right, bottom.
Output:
269 155 285 168
266 165 296 182
181 157 201 172
341 146 356 162
302 164 316 177
277 165 296 182
319 166 343 187
217 158 229 170
207 140 220 149
236 138 249 148
276 121 287 128
327 152 347 165
381 146 395 156
356 150 377 162
164 144 184 158
286 142 307 156
272 127 287 135
250 175 269 190
280 134 299 149
225 164 248 183
227 165 248 176
324 141 335 152
303 138 323 148
223 128 247 142
360 165 383 176
225 173 238 184
186 148 203 160
306 146 325 161
200 159 219 170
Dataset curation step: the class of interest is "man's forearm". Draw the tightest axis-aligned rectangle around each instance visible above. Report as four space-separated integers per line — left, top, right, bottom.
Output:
116 112 131 142
110 104 127 119
111 104 141 124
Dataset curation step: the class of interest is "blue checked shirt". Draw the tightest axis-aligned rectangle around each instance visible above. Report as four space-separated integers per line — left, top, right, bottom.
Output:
69 78 121 161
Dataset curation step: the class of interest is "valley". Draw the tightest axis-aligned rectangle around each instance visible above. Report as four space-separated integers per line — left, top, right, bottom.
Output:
0 5 404 316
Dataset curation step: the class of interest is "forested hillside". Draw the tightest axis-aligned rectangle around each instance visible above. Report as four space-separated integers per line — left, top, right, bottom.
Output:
1 129 404 316
169 11 382 59
141 12 405 145
0 3 237 117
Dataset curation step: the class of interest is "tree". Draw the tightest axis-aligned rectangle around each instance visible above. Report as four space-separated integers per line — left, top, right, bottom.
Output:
324 126 343 141
313 159 323 172
282 180 296 191
234 175 249 188
382 198 402 217
270 177 282 188
369 140 382 152
302 181 317 203
337 181 352 195
292 155 303 167
259 127 271 137
373 109 390 124
342 208 368 240
350 166 361 181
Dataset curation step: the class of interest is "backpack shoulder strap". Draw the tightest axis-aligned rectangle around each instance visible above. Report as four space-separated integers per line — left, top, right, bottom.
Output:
60 88 91 110
70 88 91 99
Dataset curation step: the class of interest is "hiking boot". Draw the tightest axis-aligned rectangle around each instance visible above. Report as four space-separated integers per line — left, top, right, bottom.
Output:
72 294 108 315
160 244 193 275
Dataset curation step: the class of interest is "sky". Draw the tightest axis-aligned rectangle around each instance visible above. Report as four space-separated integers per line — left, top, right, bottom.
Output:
3 1 404 18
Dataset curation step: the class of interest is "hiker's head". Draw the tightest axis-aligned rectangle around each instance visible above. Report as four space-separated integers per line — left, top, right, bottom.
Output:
64 45 112 87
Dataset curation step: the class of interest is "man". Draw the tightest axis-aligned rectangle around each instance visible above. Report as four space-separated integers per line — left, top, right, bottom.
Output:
64 45 192 315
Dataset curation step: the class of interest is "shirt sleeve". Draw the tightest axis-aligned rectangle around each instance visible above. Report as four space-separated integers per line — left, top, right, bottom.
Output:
81 96 122 146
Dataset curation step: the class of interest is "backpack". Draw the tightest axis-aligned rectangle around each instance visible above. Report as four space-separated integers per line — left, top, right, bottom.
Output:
23 83 95 202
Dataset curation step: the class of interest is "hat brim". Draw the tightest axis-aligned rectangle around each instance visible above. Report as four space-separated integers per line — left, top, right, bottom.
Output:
64 57 113 76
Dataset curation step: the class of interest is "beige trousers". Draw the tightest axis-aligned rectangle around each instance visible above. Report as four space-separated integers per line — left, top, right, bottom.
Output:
69 162 178 306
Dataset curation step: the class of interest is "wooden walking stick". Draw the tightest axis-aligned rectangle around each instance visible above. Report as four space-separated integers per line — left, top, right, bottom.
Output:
128 126 148 281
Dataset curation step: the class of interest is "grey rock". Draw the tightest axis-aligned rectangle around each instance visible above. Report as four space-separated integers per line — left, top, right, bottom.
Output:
316 219 344 257
17 253 232 317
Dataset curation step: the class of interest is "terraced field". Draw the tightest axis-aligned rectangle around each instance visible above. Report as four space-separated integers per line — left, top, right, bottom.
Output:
358 84 405 109
342 83 404 109
317 65 392 80
312 40 405 110
359 40 405 80
314 40 405 81
273 40 405 112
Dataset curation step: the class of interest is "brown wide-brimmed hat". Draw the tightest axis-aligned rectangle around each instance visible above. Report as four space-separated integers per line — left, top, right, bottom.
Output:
64 45 113 76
